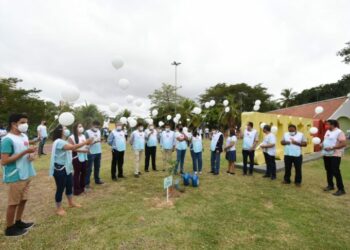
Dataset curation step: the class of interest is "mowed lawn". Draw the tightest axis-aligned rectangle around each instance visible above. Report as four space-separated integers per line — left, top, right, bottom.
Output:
0 139 350 249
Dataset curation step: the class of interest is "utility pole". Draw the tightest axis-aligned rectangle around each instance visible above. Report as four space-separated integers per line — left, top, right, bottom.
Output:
171 61 181 114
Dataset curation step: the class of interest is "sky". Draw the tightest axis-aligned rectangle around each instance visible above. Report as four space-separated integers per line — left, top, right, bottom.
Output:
0 0 349 116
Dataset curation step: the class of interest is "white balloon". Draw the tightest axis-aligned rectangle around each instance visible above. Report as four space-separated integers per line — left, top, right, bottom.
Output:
204 102 210 108
109 103 119 112
255 100 261 105
309 127 318 134
260 123 266 129
158 121 164 127
167 115 172 121
145 118 153 125
120 117 127 124
186 118 190 122
347 93 350 98
192 107 202 114
253 105 260 111
61 87 80 103
223 100 229 106
126 95 134 103
175 113 181 119
210 100 215 106
134 99 143 107
315 106 324 114
118 78 130 90
58 112 75 126
312 137 321 145
173 117 179 124
129 119 137 128
112 57 124 70
54 115 59 120
271 126 278 134
127 117 134 123
152 109 158 117
225 107 230 113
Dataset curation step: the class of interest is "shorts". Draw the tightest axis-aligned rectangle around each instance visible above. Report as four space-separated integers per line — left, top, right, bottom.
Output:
226 151 236 162
7 180 31 206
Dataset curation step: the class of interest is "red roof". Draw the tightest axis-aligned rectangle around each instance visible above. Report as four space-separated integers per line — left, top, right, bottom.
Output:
269 96 348 120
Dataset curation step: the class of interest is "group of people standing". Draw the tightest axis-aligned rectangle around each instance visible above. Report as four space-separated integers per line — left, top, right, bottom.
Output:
0 113 347 237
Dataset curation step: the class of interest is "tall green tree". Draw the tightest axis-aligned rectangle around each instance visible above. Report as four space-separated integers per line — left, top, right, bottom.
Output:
0 77 59 137
279 88 297 108
73 103 106 129
337 41 350 64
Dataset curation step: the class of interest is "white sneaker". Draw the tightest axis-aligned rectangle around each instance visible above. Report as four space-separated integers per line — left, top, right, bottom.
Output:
194 171 198 175
199 172 202 175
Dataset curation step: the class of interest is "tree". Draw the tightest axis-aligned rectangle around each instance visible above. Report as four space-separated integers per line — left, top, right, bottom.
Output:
113 109 132 123
74 103 106 129
0 78 59 137
337 41 350 64
279 88 297 108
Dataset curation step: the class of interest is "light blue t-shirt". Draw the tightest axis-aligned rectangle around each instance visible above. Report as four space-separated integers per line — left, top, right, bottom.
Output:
283 132 306 157
85 129 102 154
191 136 203 153
131 131 145 151
54 139 69 165
108 130 126 152
161 130 175 150
146 130 158 147
175 132 187 150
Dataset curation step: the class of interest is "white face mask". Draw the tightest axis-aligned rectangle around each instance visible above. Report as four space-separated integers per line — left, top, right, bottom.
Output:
138 127 144 131
78 127 84 133
289 132 296 136
18 123 29 133
116 126 122 131
92 127 99 132
149 126 154 130
64 129 71 137
165 128 170 132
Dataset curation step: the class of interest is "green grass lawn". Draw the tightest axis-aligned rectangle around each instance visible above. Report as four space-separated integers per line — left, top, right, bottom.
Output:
0 140 350 249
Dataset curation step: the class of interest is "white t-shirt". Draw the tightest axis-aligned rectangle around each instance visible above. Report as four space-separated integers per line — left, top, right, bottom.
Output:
226 135 237 151
262 133 276 156
37 124 48 138
243 129 258 150
283 132 306 157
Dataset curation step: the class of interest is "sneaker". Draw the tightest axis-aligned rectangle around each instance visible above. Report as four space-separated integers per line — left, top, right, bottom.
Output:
323 186 335 191
152 169 159 172
4 225 28 237
208 171 214 174
15 220 34 230
138 172 142 175
112 177 117 182
145 170 150 172
118 176 126 179
271 177 276 180
333 190 346 196
95 181 104 185
194 171 198 175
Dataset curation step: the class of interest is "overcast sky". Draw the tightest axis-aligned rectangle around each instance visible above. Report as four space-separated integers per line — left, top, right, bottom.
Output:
0 0 349 116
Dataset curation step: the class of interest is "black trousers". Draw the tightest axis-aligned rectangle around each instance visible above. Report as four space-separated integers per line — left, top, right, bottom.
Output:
263 152 276 178
111 150 124 179
323 156 344 191
284 155 302 184
242 150 255 174
145 146 157 170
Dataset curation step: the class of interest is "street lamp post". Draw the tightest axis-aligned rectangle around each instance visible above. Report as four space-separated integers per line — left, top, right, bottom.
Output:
171 61 181 114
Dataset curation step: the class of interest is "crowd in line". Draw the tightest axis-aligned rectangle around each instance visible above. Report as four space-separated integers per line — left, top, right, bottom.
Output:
0 113 347 237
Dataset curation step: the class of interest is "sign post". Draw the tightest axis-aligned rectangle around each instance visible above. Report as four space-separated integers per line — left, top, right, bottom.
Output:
163 176 173 203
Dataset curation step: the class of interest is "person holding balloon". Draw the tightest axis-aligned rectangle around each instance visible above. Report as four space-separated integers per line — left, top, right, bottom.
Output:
145 124 158 172
190 128 203 175
260 125 277 180
321 119 347 196
174 125 189 174
209 126 224 175
68 123 89 195
130 123 146 177
85 120 104 189
50 125 93 216
108 121 127 181
160 124 176 171
281 124 307 186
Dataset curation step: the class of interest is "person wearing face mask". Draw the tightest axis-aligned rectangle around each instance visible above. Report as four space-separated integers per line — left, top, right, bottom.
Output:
281 124 307 186
145 124 158 172
225 128 237 175
50 125 93 216
108 121 126 181
242 122 259 176
190 129 203 175
1 114 37 237
321 119 347 196
175 125 188 174
130 123 146 177
85 121 104 189
160 124 176 171
260 125 277 180
68 123 89 195
37 120 48 156
209 126 223 175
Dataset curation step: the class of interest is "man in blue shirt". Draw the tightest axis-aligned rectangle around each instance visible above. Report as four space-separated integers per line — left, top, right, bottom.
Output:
1 114 37 237
108 121 126 181
160 124 176 171
85 120 104 188
145 124 158 172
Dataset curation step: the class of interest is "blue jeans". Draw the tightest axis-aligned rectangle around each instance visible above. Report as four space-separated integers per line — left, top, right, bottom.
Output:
53 165 73 203
211 151 221 174
39 137 47 155
175 149 186 173
86 153 102 186
190 150 203 172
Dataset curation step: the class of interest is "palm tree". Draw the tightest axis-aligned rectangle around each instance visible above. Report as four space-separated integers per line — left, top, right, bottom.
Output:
279 88 297 108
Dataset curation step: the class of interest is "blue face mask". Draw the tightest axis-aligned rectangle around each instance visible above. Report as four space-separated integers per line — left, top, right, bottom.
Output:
64 129 71 137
